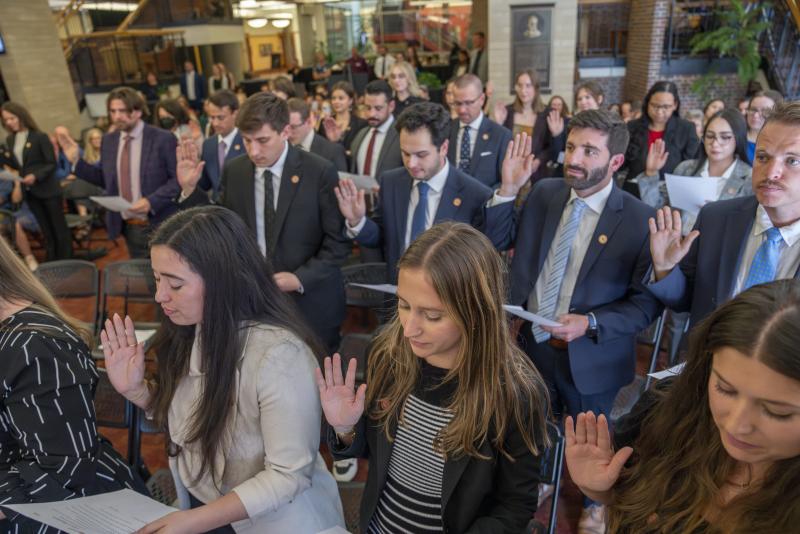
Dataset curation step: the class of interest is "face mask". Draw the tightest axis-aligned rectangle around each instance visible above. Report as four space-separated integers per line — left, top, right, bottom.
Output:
159 117 176 130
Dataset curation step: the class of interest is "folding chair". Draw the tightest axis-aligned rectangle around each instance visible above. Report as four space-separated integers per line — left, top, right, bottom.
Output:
529 421 566 534
35 259 100 336
101 259 160 331
95 367 137 464
131 406 163 481
342 262 390 327
337 332 374 383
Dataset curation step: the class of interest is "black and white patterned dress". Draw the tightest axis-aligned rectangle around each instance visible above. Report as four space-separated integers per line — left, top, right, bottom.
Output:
0 307 146 533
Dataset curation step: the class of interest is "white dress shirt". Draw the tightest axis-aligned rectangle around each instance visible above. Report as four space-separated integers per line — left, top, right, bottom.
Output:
299 129 316 152
732 204 800 295
254 142 288 256
529 179 614 317
116 120 145 220
374 54 396 79
699 158 737 196
12 130 27 167
219 127 239 158
185 71 197 101
455 113 483 168
357 114 395 177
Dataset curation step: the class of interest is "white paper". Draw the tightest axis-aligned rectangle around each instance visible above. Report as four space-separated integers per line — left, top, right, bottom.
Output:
349 283 397 295
98 329 156 350
2 489 176 534
0 169 22 183
503 305 563 327
665 174 722 214
89 196 134 213
339 172 379 191
647 362 686 380
317 528 351 534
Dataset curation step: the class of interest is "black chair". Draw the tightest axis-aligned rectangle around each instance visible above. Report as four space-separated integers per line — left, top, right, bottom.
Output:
101 259 160 332
337 332 374 383
94 368 137 464
131 406 163 481
0 208 13 241
342 262 391 328
35 259 100 336
528 421 566 534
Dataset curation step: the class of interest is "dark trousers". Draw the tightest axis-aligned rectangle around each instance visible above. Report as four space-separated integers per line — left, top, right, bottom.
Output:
188 493 236 533
27 195 72 260
122 221 151 259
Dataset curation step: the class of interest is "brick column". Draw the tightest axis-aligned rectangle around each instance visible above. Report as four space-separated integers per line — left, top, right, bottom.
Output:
624 0 670 102
0 0 83 134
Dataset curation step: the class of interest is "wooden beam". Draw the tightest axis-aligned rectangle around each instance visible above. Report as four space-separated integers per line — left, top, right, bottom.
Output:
787 0 800 30
63 29 185 40
117 0 153 33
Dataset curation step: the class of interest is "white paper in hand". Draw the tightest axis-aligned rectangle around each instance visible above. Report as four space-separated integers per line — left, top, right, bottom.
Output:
503 305 562 327
89 196 134 213
664 174 721 214
2 488 176 534
647 362 686 381
339 172 379 191
349 283 397 295
0 169 22 183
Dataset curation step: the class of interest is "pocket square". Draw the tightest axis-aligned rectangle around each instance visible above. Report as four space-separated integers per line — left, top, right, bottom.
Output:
480 151 492 157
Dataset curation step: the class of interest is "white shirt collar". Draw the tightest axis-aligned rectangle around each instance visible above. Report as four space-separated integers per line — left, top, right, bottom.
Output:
124 120 145 140
461 112 484 131
568 178 614 215
300 129 316 151
219 127 238 149
376 113 395 134
754 204 800 247
700 158 738 179
255 141 289 177
413 160 449 194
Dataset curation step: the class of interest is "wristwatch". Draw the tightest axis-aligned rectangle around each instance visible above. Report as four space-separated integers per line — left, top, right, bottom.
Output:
586 312 598 340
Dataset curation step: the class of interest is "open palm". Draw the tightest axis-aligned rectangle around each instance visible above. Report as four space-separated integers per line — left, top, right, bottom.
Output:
314 353 366 431
565 412 633 493
649 206 699 275
100 314 146 399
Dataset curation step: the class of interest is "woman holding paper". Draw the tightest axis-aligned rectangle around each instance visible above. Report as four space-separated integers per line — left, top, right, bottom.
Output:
317 222 551 532
565 279 800 533
100 206 344 534
0 236 147 531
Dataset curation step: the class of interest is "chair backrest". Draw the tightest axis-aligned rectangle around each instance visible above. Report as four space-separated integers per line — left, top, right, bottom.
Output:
539 421 565 486
342 262 389 308
0 208 13 240
35 259 100 334
337 332 375 382
102 259 158 325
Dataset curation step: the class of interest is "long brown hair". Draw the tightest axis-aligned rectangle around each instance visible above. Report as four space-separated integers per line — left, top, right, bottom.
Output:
1 102 40 132
512 69 545 114
0 236 90 344
609 280 800 533
366 222 551 460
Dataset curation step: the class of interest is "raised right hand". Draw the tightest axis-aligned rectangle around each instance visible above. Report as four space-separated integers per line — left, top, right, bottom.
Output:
323 117 343 143
100 314 147 401
493 101 508 125
565 412 633 494
546 109 565 137
334 178 366 227
314 353 366 432
644 138 669 176
176 138 204 195
56 130 80 165
648 206 699 279
499 132 535 197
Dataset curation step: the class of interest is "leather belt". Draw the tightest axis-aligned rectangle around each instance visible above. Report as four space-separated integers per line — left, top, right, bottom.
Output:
124 218 149 226
547 337 568 350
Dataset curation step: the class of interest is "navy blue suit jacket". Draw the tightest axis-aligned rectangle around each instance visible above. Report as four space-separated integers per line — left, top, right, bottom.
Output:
447 115 512 188
180 72 206 103
485 179 662 395
198 131 246 193
74 124 179 238
356 165 494 282
646 195 800 329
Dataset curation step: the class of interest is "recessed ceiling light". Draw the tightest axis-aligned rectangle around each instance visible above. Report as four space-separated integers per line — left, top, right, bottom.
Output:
272 19 291 28
247 18 268 28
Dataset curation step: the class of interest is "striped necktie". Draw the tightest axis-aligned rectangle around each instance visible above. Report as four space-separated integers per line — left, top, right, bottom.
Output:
743 226 784 291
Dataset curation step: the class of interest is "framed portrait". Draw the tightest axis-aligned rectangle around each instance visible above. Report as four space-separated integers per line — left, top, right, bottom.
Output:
510 5 553 92
258 44 272 57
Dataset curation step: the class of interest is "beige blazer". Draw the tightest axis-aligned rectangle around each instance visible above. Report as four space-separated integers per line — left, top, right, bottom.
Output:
168 323 344 533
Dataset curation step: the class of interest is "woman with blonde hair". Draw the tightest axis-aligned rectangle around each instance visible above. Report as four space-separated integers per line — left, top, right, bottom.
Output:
388 61 425 117
82 127 103 165
318 222 551 532
567 279 800 533
0 236 146 532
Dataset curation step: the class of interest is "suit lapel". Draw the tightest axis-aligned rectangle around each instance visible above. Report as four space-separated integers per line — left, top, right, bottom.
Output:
350 128 368 173
447 120 459 163
719 198 757 298
228 132 245 159
274 146 302 239
239 158 257 232
469 117 490 175
574 186 624 287
377 128 397 171
442 454 471 513
394 172 413 247
434 167 461 222
140 127 154 188
105 132 121 193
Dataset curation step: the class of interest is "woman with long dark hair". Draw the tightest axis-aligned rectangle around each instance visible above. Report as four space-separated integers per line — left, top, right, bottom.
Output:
319 80 367 164
566 279 800 532
1 102 72 260
318 222 551 532
100 207 344 533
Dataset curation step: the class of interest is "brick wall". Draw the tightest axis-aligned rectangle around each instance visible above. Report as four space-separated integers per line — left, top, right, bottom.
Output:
624 0 670 102
664 73 748 114
579 76 626 106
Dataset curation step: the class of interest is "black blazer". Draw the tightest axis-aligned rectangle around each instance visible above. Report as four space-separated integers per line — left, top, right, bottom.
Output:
623 115 701 196
329 407 542 533
310 133 347 172
499 104 551 182
5 131 60 199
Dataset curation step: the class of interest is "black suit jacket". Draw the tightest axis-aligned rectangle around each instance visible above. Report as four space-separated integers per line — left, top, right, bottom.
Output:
348 123 404 179
185 146 350 332
6 131 60 199
309 133 347 172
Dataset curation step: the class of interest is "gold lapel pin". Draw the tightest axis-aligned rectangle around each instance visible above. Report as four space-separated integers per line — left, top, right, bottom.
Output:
482 133 489 141
234 144 241 151
25 142 31 148
453 197 462 207
291 175 300 184
598 234 608 245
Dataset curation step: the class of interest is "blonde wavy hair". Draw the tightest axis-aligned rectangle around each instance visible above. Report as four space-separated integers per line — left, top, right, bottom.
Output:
389 61 423 99
82 127 104 165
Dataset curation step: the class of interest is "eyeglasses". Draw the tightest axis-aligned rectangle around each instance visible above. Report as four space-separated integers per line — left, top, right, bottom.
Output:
704 133 734 144
454 98 481 108
747 107 773 116
648 103 675 112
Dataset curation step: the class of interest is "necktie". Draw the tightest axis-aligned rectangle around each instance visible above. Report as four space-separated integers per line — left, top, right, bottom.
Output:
363 128 379 176
119 134 133 201
459 125 471 172
263 171 277 256
218 140 226 176
409 181 430 245
532 198 588 343
743 227 784 291
380 57 385 78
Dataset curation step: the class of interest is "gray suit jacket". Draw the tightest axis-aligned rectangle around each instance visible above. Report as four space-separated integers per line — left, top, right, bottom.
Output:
636 158 753 232
348 124 403 180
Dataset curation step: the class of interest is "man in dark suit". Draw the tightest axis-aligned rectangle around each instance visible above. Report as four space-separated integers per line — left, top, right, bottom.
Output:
335 102 494 283
58 87 179 258
197 90 245 198
286 98 347 172
646 101 800 328
468 31 488 84
180 60 206 112
177 92 350 351
348 80 403 179
448 74 512 188
485 109 662 532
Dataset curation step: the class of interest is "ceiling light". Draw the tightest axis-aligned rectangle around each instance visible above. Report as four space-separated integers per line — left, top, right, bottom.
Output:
272 19 291 28
240 0 258 8
248 18 268 28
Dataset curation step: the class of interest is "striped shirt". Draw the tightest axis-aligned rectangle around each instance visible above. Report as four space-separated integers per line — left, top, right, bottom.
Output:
368 361 456 533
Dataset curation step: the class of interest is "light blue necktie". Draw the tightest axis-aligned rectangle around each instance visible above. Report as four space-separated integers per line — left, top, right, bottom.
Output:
409 181 430 245
532 198 588 343
459 125 471 172
743 226 784 291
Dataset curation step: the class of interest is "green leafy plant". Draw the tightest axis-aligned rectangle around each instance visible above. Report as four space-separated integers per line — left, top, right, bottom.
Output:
417 71 443 90
689 0 771 99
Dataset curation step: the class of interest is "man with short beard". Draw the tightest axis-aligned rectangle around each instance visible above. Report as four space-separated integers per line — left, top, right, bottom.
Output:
485 109 662 533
